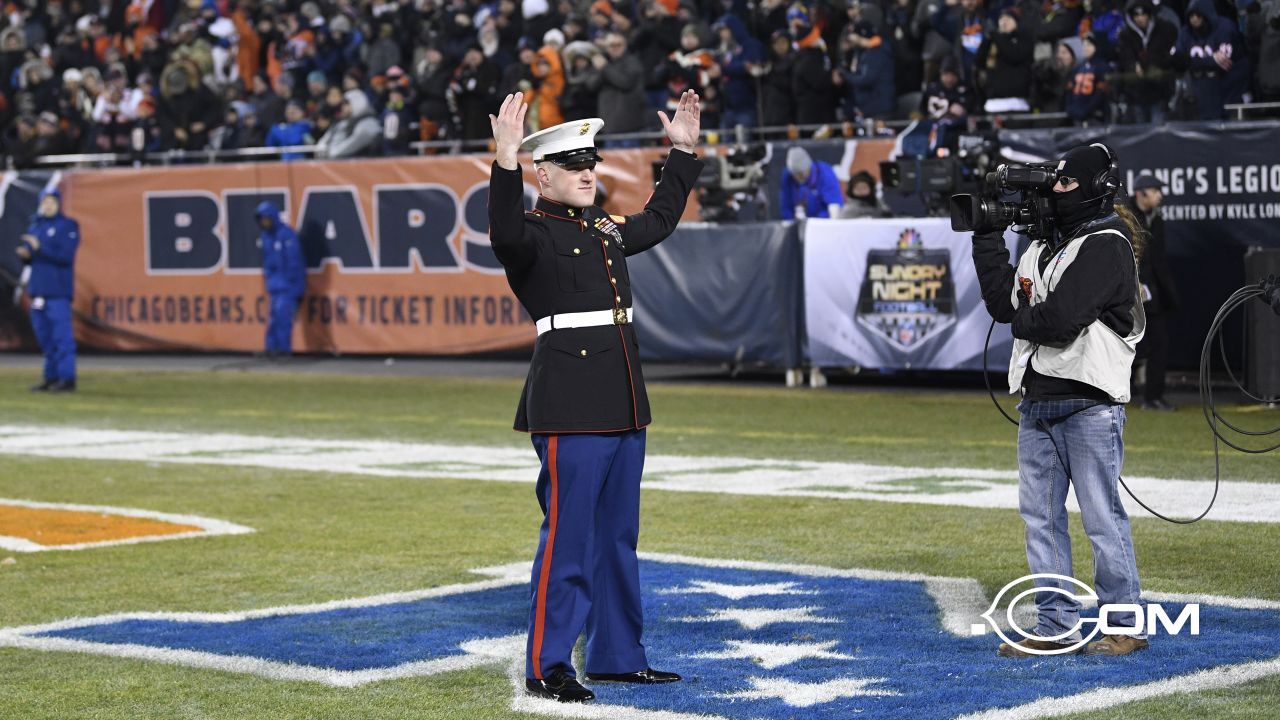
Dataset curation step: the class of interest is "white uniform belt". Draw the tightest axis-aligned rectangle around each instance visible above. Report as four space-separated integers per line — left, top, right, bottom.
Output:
536 307 632 336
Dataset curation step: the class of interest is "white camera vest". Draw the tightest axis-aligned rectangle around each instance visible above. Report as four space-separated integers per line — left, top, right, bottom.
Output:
1007 228 1146 403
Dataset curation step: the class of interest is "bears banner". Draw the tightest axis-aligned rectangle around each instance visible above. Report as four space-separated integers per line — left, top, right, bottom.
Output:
50 150 688 354
804 218 1018 371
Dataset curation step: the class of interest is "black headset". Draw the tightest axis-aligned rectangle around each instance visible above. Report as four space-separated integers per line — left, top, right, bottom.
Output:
1088 142 1121 200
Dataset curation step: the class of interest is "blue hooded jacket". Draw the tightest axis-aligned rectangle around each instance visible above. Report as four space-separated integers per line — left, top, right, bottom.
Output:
713 14 764 114
1176 0 1249 118
256 201 306 297
25 189 79 299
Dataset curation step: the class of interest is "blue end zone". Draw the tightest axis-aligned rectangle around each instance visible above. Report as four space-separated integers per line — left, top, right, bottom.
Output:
34 560 1280 718
41 585 529 671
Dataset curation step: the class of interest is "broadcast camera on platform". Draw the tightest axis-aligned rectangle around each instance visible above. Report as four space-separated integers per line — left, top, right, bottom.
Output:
949 161 1059 241
656 129 767 223
879 132 1000 216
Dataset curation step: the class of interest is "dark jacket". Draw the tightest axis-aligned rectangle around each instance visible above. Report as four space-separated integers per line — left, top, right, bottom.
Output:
842 35 896 118
972 214 1138 401
762 50 797 126
586 52 648 133
792 43 836 125
1128 198 1180 315
487 150 703 433
25 190 80 299
1065 57 1110 122
977 27 1035 101
714 14 764 115
1115 0 1179 104
1175 0 1242 119
256 201 306 298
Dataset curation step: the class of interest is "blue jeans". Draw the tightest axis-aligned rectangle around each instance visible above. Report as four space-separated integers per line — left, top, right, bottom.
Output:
31 297 76 382
1017 400 1144 639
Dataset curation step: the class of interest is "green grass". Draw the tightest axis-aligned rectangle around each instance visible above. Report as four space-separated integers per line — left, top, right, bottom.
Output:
1 367 1278 719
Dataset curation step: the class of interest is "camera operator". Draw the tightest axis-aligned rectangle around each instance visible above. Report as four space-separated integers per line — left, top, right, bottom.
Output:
967 144 1150 658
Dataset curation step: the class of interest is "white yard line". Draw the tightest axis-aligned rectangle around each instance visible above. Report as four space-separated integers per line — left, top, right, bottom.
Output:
0 424 1271 524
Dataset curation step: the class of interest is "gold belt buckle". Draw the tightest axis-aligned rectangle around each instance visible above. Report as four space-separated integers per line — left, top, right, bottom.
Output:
613 307 629 325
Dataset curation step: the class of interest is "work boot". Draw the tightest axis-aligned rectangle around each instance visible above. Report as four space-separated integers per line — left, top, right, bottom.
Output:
997 637 1084 657
30 380 53 392
47 380 77 393
1083 634 1149 656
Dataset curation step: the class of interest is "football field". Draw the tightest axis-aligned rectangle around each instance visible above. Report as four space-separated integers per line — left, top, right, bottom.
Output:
1 363 1278 720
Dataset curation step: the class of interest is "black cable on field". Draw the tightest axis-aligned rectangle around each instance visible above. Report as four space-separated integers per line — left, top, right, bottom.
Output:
983 279 1278 525
983 318 1020 427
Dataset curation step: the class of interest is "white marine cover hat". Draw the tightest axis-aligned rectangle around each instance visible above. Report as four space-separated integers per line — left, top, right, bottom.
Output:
520 118 605 166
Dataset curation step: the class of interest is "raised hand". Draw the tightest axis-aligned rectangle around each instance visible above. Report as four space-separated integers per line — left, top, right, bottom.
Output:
658 89 701 154
489 92 528 170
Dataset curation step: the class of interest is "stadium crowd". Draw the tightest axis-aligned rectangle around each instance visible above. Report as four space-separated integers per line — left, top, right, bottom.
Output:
1 0 1278 166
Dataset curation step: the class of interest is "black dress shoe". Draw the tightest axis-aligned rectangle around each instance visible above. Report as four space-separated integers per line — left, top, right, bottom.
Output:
48 380 76 393
585 668 682 684
30 380 53 392
525 671 595 703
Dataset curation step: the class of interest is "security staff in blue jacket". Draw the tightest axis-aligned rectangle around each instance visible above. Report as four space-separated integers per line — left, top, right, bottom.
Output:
17 189 79 393
488 90 703 703
256 201 306 356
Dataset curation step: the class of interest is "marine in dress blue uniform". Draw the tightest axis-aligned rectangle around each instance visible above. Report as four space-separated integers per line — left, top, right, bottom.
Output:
487 91 704 703
256 201 306 356
18 189 80 393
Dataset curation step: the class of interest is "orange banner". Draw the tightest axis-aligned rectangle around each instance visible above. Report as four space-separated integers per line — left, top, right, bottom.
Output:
62 149 689 354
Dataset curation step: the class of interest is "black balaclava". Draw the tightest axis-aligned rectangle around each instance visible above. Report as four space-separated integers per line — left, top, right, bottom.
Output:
1052 144 1112 235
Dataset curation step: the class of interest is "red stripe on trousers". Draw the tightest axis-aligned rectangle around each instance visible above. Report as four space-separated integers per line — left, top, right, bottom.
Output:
531 435 559 680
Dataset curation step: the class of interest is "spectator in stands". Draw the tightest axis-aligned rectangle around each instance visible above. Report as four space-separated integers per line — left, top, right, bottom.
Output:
4 115 39 168
33 112 73 157
916 56 973 154
561 42 598 121
1258 0 1280 102
17 59 57 116
789 3 837 127
1065 33 1111 124
249 74 284 129
839 170 892 218
658 24 719 129
130 94 164 157
1115 0 1179 123
1032 37 1083 112
531 30 567 131
587 31 648 137
931 0 991 86
887 0 925 107
381 83 417 155
448 45 500 140
1083 0 1128 61
635 0 684 108
368 21 403 80
835 20 896 121
1038 0 1086 43
712 14 763 129
780 146 843 219
158 61 221 150
90 73 139 153
977 8 1035 112
56 69 93 149
761 30 797 127
266 100 314 161
1175 0 1244 120
416 47 453 141
316 89 382 158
